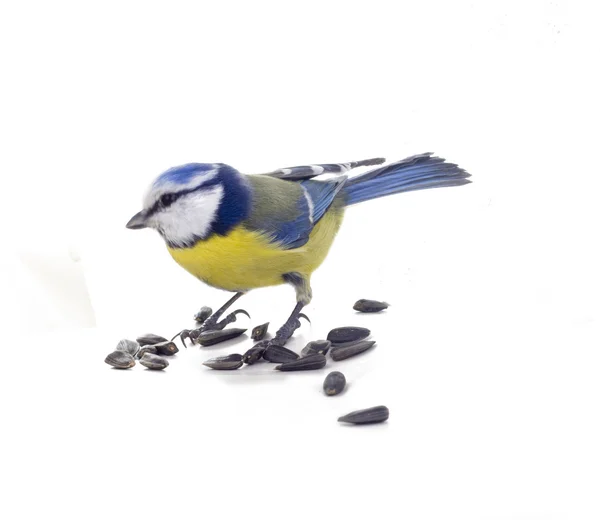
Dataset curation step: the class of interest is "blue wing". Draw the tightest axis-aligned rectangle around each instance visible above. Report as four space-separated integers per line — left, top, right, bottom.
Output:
273 178 346 249
246 175 346 250
301 178 346 224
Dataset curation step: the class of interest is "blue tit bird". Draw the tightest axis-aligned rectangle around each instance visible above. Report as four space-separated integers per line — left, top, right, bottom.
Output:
126 153 470 348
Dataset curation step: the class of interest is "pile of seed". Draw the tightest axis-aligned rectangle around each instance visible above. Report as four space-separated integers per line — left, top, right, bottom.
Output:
201 325 375 370
104 334 177 371
105 298 390 425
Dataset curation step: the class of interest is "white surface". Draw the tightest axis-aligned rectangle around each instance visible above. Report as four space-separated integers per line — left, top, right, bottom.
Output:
2 1 599 519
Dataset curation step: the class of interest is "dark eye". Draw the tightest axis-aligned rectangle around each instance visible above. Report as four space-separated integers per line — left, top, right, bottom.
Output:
160 193 176 207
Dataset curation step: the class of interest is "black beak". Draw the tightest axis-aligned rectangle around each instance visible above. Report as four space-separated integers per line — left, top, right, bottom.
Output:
126 210 148 230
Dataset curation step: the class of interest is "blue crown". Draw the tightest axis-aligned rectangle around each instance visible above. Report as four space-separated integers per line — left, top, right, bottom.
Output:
154 163 219 186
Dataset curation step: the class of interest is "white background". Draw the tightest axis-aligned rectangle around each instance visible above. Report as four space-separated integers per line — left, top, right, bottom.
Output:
1 1 598 519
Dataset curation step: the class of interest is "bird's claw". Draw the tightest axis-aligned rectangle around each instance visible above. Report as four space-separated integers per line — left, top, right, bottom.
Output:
171 328 202 348
173 308 251 346
233 309 251 320
298 313 310 324
210 308 251 331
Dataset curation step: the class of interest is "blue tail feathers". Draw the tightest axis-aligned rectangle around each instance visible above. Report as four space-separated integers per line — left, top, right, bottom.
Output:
343 153 471 206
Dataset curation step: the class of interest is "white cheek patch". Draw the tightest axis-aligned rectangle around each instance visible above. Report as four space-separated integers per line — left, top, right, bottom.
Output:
152 186 224 246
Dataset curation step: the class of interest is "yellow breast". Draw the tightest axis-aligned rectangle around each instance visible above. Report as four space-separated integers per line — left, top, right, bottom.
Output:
167 208 344 291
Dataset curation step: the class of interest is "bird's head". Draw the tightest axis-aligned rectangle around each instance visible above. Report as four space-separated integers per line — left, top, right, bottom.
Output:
126 163 251 248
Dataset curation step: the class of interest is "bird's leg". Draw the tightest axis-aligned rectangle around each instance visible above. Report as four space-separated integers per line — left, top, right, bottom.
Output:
265 272 312 348
172 292 248 346
201 291 249 331
268 301 306 348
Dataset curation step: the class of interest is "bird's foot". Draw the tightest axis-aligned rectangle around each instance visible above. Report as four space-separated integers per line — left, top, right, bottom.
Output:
263 310 310 349
202 308 251 332
172 308 250 347
172 327 202 348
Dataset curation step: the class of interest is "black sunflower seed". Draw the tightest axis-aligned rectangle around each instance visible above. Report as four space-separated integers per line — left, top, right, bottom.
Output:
105 351 136 369
329 338 365 348
154 341 179 356
197 328 247 346
242 345 267 365
116 339 140 357
203 353 243 370
275 354 326 372
301 340 331 357
263 345 299 363
323 371 346 396
327 326 370 344
136 346 158 359
136 334 169 347
353 299 390 313
251 322 269 341
330 340 376 361
139 353 169 370
338 406 389 425
194 306 213 323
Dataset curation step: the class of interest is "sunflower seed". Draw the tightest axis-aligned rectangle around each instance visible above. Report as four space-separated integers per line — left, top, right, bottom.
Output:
139 353 169 370
116 339 140 357
197 328 247 346
353 299 389 313
330 340 376 361
194 306 213 323
136 334 169 346
329 339 365 348
327 326 370 344
154 341 179 356
301 340 331 357
338 406 389 425
136 346 158 359
275 354 326 371
263 345 299 363
242 344 267 365
105 350 136 369
323 371 346 395
203 353 244 370
251 322 269 341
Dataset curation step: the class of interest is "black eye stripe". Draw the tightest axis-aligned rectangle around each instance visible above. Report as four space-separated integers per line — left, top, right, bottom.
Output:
146 179 222 217
160 193 178 207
